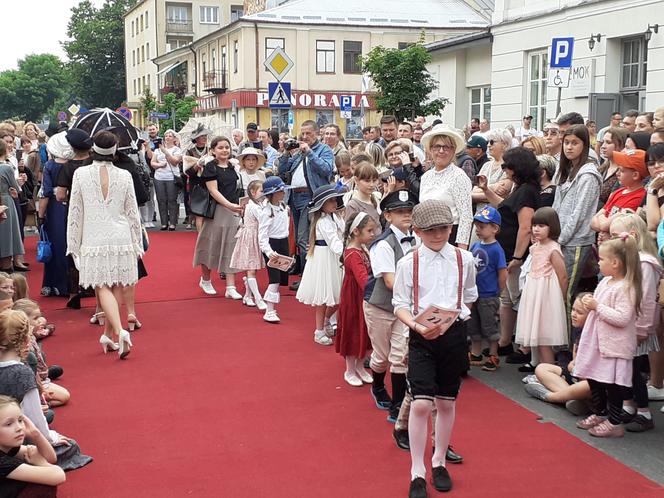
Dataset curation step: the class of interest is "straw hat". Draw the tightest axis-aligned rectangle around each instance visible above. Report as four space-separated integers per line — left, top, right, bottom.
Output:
237 147 266 168
421 124 466 154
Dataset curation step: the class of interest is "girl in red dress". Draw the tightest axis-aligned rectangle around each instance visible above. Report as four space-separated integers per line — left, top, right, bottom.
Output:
337 212 377 387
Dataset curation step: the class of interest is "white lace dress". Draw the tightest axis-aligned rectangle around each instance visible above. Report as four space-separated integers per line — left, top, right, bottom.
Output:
66 161 144 288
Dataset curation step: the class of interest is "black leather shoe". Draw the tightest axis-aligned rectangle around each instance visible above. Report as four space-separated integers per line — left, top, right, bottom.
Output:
393 429 409 450
12 265 30 272
445 446 463 464
409 477 428 498
288 280 300 291
66 294 81 310
431 466 452 492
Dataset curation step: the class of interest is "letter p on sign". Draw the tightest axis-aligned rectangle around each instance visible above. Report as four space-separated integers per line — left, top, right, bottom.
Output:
550 38 574 68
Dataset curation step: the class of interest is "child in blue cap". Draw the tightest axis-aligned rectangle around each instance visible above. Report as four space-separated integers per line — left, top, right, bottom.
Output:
468 206 507 371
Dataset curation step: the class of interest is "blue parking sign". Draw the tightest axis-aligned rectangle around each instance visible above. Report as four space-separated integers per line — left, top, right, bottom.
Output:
340 95 352 112
550 38 574 68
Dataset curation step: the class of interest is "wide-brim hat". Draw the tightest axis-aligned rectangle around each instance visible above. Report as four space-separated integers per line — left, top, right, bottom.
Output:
262 176 292 196
190 123 212 141
308 184 345 213
237 147 266 168
421 124 466 155
46 131 75 160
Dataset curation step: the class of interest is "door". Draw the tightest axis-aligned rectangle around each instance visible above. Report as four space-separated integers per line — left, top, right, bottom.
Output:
588 93 620 127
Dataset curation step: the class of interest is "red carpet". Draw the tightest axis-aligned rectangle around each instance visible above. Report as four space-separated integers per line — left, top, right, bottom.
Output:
20 233 664 497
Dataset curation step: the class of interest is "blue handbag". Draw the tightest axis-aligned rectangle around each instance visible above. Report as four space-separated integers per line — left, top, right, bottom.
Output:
37 225 52 264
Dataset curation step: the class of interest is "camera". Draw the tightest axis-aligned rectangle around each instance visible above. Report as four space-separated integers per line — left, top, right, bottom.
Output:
151 137 163 147
284 138 300 151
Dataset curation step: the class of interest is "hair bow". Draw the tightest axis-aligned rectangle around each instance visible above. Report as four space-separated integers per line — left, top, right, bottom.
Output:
618 231 630 241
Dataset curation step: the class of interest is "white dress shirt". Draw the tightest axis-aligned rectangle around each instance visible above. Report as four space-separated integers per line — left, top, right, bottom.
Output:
370 226 416 278
258 201 290 255
290 161 307 188
392 243 478 320
316 212 345 256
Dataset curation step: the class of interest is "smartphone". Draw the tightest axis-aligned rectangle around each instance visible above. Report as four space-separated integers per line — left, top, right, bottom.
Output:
408 153 415 163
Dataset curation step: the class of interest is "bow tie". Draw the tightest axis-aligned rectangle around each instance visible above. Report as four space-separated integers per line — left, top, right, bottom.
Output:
400 236 415 244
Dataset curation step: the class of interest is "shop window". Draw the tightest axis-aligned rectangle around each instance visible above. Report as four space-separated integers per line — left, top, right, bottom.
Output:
315 110 334 129
271 109 289 133
345 110 363 140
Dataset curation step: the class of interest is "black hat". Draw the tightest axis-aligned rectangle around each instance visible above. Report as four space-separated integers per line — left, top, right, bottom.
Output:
246 122 258 131
379 189 418 212
65 128 93 150
308 184 345 213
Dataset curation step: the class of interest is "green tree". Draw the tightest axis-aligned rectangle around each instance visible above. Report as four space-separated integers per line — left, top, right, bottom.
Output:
63 0 138 108
360 40 449 121
157 93 198 130
139 88 157 123
0 54 71 122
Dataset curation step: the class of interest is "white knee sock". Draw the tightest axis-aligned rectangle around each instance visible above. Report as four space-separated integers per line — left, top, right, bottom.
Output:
408 399 433 480
264 283 280 304
246 277 263 304
242 276 250 299
432 398 456 467
345 356 357 375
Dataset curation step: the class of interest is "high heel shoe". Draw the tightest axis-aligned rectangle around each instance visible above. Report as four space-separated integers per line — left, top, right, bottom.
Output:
118 330 132 360
99 335 119 354
90 311 105 326
127 314 142 331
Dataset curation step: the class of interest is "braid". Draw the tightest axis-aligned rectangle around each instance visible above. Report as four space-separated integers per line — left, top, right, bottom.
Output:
0 310 30 356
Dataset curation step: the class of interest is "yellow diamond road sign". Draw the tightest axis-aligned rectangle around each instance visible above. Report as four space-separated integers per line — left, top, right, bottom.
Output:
264 47 294 81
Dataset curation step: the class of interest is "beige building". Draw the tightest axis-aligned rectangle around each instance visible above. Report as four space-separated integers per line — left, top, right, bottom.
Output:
124 0 246 126
152 0 490 137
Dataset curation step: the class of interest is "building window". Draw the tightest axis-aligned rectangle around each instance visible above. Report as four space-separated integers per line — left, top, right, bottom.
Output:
316 40 335 73
528 50 548 131
265 37 284 62
167 5 188 22
271 109 289 133
146 43 150 61
140 14 144 31
141 45 145 62
470 86 491 122
131 20 134 37
398 42 413 50
200 6 219 24
233 41 238 73
132 50 136 66
145 11 148 29
133 79 137 96
343 41 362 74
230 5 244 22
621 37 647 90
221 46 227 72
147 74 150 89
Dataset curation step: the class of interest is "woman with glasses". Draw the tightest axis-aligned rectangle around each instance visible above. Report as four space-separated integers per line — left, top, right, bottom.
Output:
150 129 182 231
418 125 472 248
597 127 628 209
543 124 562 161
471 129 514 212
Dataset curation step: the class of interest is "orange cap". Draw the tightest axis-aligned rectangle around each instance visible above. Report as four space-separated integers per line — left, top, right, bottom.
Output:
613 149 648 178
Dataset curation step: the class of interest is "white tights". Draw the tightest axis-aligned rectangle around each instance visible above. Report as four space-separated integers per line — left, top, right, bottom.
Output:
408 398 456 479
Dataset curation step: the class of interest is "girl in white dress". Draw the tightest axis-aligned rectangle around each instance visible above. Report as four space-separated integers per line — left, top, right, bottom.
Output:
67 132 143 359
296 185 345 345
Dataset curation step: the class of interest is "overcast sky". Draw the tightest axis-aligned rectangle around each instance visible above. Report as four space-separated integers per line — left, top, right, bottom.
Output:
0 0 105 72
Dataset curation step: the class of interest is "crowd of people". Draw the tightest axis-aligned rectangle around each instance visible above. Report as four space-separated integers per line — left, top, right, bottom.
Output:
1 103 664 496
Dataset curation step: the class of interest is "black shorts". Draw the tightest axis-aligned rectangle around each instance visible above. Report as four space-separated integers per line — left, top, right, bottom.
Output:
407 321 469 400
264 237 290 286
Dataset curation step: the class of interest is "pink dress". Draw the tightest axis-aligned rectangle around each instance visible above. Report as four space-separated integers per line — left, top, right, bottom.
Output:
515 241 567 346
573 278 635 387
230 201 264 271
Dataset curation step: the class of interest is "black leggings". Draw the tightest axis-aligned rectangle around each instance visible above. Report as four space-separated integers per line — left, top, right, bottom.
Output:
588 379 626 425
627 355 650 409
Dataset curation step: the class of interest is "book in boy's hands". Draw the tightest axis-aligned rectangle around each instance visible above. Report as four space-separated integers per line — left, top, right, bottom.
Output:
414 305 460 335
267 253 295 272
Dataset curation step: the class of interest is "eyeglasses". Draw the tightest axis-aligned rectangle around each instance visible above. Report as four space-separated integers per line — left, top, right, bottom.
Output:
543 129 559 136
387 151 403 157
431 144 453 153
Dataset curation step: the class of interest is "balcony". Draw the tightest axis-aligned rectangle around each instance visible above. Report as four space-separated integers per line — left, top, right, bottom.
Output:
160 84 187 100
166 19 193 34
202 70 228 94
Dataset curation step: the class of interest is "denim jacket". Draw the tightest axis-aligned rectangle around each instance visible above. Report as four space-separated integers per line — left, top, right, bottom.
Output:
278 140 334 193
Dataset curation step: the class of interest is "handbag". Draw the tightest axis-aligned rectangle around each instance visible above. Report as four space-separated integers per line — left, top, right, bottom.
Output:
189 183 216 219
171 165 184 190
37 225 53 264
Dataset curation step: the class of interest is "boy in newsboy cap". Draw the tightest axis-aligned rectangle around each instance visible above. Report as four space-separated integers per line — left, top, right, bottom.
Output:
392 199 478 498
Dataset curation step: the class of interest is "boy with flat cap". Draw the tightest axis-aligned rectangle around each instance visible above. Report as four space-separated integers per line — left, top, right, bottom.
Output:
393 199 478 498
364 189 418 423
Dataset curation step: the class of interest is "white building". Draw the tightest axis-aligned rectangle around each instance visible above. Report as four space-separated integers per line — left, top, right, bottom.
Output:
427 0 664 130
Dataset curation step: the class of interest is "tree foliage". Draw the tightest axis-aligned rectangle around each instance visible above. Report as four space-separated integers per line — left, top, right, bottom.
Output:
63 0 137 108
157 93 198 130
0 54 71 122
139 88 157 122
361 40 449 121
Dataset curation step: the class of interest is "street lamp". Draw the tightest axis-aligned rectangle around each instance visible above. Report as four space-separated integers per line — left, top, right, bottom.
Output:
588 33 602 51
645 24 659 43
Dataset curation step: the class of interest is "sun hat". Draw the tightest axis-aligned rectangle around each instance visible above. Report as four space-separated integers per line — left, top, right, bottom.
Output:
613 149 648 178
237 147 266 168
262 176 292 196
412 199 454 229
308 184 345 213
473 206 502 226
190 123 212 141
46 131 75 160
421 124 466 155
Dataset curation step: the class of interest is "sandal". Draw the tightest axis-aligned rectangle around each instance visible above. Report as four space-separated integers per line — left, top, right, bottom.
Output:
90 311 105 326
127 314 142 331
589 420 624 438
576 414 606 430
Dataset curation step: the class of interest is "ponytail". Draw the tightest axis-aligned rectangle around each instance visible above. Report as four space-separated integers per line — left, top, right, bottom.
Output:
603 233 643 314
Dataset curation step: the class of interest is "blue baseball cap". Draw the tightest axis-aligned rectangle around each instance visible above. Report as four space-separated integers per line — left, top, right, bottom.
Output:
473 206 501 226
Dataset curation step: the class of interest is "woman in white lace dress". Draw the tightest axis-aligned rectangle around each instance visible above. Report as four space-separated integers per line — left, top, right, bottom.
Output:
66 132 144 359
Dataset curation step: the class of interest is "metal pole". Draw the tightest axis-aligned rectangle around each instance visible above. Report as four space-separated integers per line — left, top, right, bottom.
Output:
555 86 562 118
172 106 176 131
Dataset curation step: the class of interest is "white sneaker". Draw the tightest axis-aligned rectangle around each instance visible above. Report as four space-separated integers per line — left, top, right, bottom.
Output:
314 330 333 346
263 310 280 323
647 385 664 401
256 300 268 311
324 322 336 338
522 374 538 384
225 286 242 300
344 371 363 387
243 296 256 307
199 278 217 295
355 368 373 384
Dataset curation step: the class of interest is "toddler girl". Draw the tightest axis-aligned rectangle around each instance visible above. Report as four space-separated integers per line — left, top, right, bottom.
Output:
0 395 65 496
230 180 266 309
574 233 642 437
258 177 292 324
237 148 266 195
515 207 568 364
296 185 345 345
343 162 382 235
336 212 376 386
0 274 14 301
8 275 28 301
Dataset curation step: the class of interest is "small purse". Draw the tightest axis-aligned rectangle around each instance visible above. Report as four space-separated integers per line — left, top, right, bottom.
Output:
37 225 53 264
189 183 216 219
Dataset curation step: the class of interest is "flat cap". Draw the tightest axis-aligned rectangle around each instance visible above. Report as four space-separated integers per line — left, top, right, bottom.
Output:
412 199 454 229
